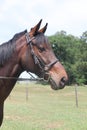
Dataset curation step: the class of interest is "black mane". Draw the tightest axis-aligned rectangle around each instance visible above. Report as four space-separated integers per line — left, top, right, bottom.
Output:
0 30 27 67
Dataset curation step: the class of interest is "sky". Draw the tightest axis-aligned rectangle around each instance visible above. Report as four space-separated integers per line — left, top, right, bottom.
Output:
0 0 87 42
0 0 87 77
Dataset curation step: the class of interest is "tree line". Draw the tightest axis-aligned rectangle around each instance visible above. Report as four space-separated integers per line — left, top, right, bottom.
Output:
49 31 87 85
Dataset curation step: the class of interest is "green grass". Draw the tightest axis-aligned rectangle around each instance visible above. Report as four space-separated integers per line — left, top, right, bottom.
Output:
1 83 87 130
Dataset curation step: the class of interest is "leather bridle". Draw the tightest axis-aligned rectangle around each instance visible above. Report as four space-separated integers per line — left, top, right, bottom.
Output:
25 32 58 81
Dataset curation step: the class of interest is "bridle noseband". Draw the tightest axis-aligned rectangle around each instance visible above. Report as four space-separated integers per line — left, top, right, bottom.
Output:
25 32 58 81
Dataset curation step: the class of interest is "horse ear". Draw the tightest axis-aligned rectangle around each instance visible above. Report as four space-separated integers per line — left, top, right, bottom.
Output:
29 19 42 36
39 23 48 33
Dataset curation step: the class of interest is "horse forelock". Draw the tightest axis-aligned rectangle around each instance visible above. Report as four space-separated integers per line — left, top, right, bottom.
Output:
35 33 49 46
0 30 27 67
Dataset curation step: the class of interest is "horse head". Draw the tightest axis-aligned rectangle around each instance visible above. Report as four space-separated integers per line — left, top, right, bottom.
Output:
20 20 68 90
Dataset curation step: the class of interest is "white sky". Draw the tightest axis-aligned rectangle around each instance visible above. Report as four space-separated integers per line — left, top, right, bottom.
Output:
0 0 87 43
0 0 87 77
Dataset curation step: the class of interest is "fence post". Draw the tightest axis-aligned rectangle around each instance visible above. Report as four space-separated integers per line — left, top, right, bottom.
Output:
75 84 78 107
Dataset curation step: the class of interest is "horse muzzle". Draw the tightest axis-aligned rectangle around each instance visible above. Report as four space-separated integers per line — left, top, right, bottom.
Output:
49 76 68 90
43 72 68 90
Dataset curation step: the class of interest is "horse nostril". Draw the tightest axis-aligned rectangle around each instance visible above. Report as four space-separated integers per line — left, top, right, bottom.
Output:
59 77 67 88
61 77 66 83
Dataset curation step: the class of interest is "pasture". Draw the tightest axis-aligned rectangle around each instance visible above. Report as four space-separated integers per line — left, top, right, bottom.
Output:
0 82 87 130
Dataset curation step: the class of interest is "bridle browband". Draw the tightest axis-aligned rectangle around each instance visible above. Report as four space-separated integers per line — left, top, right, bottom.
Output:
25 32 58 81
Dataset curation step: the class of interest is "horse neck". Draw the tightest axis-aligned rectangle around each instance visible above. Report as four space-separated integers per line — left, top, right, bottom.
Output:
8 38 27 77
0 41 26 100
0 54 23 79
0 40 26 78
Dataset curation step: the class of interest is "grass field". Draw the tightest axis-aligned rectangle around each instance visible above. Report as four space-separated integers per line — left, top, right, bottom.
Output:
0 83 87 130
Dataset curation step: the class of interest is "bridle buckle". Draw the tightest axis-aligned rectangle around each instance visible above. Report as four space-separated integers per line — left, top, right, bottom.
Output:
43 72 51 82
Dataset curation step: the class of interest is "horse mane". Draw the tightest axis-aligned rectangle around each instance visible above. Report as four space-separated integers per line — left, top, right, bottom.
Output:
0 30 27 67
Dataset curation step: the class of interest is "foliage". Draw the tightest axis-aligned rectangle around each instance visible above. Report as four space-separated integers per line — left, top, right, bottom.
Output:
49 31 87 85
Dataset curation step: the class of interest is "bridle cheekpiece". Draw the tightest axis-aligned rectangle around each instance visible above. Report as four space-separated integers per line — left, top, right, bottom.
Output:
25 32 58 82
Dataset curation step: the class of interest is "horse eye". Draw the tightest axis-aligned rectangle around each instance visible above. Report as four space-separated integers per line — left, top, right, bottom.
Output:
38 47 45 52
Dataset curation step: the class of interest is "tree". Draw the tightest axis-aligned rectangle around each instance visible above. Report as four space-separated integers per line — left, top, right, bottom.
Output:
81 31 87 43
49 31 87 85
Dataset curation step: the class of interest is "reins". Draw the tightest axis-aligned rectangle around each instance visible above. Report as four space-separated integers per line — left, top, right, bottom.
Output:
0 72 44 81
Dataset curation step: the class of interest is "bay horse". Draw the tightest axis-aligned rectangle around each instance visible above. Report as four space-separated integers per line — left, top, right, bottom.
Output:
0 20 68 126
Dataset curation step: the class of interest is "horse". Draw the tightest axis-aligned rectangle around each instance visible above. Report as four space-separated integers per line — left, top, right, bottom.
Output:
0 19 68 126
